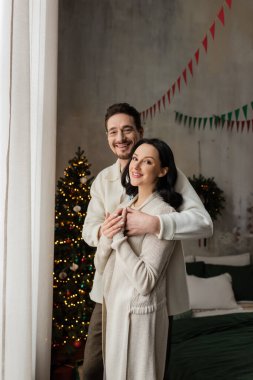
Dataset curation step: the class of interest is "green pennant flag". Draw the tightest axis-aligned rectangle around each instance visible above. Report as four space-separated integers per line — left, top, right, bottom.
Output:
175 111 179 121
189 116 192 127
203 117 207 129
198 118 202 129
242 104 248 120
214 116 220 128
179 113 183 123
221 114 226 128
209 117 213 129
227 111 232 121
193 117 197 127
235 108 240 121
184 115 188 125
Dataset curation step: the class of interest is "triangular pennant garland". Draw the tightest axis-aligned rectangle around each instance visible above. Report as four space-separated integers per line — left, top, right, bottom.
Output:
202 35 208 53
188 60 193 76
158 99 161 112
140 0 233 121
172 83 176 96
153 104 156 117
174 101 253 133
235 108 240 121
183 68 187 85
210 21 216 40
162 95 166 109
242 104 248 119
177 76 181 93
225 0 232 10
195 49 200 65
167 89 171 105
217 6 225 26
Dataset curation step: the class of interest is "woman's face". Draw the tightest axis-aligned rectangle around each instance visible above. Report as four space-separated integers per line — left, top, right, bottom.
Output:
129 143 168 191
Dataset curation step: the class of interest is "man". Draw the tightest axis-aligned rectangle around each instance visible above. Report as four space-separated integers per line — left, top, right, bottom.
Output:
82 103 213 380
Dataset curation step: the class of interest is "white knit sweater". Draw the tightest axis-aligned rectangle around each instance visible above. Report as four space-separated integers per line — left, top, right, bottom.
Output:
94 193 189 380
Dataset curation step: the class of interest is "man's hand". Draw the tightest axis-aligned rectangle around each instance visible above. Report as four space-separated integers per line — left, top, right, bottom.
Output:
100 209 126 239
125 208 160 236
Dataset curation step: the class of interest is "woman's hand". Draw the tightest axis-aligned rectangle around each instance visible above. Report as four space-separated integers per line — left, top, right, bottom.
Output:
101 208 126 239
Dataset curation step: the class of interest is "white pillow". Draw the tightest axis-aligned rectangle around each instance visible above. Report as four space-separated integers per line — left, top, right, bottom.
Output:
195 253 250 266
187 273 239 310
184 255 195 263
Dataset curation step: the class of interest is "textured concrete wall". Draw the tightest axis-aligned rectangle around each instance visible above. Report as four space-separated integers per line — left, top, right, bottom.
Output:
57 0 253 257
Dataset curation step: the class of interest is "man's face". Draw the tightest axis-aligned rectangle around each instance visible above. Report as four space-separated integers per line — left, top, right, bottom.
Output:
106 113 143 160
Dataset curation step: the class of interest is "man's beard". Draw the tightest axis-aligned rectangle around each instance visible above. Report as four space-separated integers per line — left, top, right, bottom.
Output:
116 152 131 160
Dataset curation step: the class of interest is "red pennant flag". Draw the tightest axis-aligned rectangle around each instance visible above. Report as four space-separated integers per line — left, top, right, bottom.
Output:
236 121 240 132
162 95 166 109
153 104 156 117
202 34 208 52
225 0 232 9
210 21 216 40
241 121 245 132
183 68 187 85
217 6 225 26
149 106 153 119
188 60 193 76
158 99 161 112
247 120 251 132
172 83 176 96
177 76 181 93
167 89 171 104
195 49 200 65
145 109 149 120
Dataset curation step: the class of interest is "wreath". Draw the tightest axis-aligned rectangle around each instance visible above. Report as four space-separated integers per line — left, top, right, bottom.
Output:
188 174 225 220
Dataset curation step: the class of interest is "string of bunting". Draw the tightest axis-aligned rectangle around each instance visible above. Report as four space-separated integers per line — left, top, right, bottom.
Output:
140 0 233 123
174 101 253 132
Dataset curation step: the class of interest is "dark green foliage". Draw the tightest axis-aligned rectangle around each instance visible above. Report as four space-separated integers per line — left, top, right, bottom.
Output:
188 174 225 220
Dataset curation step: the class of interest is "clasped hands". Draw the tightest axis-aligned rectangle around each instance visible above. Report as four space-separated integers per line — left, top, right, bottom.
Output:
101 208 127 239
100 207 160 239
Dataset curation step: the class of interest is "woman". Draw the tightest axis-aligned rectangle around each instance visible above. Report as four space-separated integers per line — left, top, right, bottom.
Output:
94 138 188 380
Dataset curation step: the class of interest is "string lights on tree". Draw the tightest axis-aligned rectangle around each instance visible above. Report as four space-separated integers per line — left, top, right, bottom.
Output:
52 147 95 354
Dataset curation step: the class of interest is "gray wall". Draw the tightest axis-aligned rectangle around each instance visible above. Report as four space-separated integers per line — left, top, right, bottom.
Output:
57 0 253 257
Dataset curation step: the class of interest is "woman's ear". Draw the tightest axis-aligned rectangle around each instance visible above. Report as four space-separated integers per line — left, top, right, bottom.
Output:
158 167 169 178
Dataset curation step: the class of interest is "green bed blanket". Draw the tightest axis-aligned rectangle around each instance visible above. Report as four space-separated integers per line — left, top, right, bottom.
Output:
168 312 253 380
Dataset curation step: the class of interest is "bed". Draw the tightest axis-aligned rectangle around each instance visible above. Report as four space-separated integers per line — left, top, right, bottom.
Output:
167 253 253 380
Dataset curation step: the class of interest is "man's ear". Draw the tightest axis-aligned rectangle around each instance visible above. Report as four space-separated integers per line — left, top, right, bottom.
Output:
158 167 169 178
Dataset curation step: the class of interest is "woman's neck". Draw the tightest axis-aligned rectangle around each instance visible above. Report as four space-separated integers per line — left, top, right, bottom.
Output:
134 187 155 208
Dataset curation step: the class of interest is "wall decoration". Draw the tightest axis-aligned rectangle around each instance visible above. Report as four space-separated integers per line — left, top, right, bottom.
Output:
140 0 233 122
175 101 253 132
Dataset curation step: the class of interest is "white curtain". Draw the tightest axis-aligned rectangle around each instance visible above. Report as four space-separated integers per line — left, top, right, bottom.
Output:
0 0 58 379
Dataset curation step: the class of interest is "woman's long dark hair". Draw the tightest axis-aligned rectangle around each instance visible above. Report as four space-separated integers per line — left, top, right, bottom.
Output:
121 138 183 210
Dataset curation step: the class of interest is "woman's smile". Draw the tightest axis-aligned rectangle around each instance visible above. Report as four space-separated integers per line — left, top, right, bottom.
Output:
130 171 143 179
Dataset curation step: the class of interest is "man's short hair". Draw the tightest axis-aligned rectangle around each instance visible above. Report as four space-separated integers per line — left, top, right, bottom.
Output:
105 103 142 132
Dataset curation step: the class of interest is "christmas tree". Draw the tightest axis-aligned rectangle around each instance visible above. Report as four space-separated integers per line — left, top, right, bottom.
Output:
52 147 95 354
